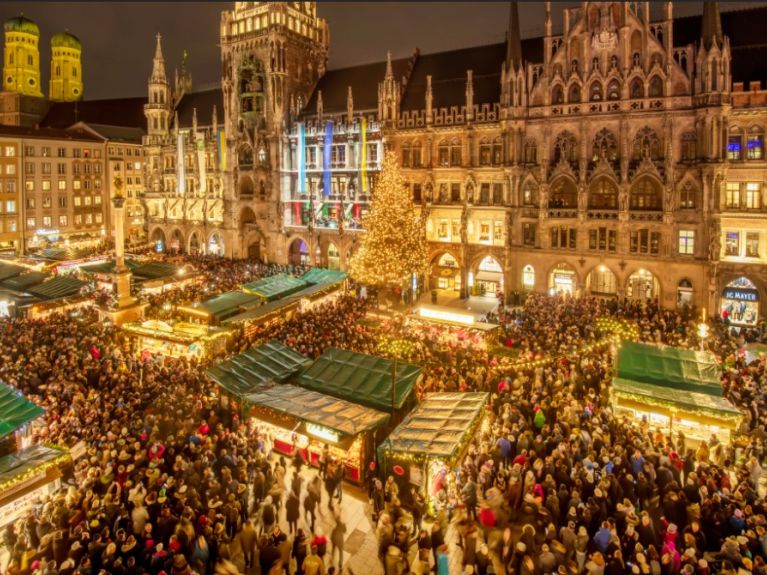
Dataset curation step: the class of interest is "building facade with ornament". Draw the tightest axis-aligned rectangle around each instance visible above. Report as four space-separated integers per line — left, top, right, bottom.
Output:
26 2 767 324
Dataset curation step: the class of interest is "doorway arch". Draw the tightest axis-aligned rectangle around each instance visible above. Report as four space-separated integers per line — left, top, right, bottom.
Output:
586 265 617 296
548 262 578 296
208 232 224 257
626 269 660 301
327 243 340 270
472 255 504 298
430 252 461 293
150 228 166 253
189 232 201 255
288 238 309 266
170 229 185 254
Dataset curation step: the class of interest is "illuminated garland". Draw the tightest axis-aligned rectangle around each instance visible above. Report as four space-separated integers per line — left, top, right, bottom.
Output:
0 448 71 494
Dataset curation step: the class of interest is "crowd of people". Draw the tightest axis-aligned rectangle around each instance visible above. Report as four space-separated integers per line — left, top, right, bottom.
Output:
0 254 766 575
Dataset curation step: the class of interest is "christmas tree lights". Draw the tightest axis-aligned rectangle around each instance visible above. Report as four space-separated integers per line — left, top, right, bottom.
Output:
349 151 428 287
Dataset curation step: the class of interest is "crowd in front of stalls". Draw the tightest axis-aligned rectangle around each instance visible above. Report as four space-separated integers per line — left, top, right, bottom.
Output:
1 255 767 575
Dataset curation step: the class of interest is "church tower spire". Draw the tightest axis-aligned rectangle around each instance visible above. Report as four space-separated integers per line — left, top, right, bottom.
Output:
506 2 523 72
144 33 171 138
150 33 167 83
701 1 723 50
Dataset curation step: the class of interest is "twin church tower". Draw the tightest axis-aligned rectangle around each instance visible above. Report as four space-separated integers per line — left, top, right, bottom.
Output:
2 14 83 102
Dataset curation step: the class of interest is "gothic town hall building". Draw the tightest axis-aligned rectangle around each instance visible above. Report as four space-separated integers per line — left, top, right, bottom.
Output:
41 2 767 325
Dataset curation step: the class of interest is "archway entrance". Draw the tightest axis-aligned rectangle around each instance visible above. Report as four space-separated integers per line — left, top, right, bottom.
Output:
327 243 340 270
473 255 503 298
288 238 309 266
208 233 224 257
677 279 693 309
431 253 461 292
549 263 577 296
189 233 200 255
170 229 184 254
721 277 760 326
626 269 659 301
151 228 166 253
586 265 617 296
248 240 261 261
522 265 535 291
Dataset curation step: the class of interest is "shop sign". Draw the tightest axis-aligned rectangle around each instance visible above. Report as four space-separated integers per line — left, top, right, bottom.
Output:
722 288 759 302
0 478 58 527
305 423 339 444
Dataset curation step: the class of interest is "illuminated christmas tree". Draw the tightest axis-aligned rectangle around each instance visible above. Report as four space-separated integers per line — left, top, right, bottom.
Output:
349 151 428 288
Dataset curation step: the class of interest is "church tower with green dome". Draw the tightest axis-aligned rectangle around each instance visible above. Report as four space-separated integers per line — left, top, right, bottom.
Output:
49 30 83 102
2 15 43 97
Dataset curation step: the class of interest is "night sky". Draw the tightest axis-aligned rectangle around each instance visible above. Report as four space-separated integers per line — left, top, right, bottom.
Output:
0 2 763 101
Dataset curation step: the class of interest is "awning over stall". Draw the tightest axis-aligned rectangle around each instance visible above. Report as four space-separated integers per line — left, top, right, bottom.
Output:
612 378 741 421
617 341 722 396
0 263 26 282
378 392 488 461
0 272 49 291
27 277 87 300
208 341 311 398
297 347 421 411
0 445 69 491
242 274 308 301
131 262 180 280
301 268 348 286
0 382 44 437
180 291 261 322
243 384 389 437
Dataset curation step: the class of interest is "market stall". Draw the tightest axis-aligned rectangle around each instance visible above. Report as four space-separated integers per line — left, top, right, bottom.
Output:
223 297 302 337
177 291 262 325
297 347 422 416
122 319 232 359
242 273 308 302
300 268 348 287
377 392 488 511
612 341 741 443
243 384 389 484
411 305 500 348
207 340 311 399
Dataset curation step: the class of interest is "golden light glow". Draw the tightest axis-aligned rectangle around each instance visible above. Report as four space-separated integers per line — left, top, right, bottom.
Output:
417 305 475 326
305 423 339 443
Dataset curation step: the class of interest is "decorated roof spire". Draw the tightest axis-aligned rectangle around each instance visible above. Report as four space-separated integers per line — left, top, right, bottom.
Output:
150 32 167 83
701 1 723 50
506 2 523 72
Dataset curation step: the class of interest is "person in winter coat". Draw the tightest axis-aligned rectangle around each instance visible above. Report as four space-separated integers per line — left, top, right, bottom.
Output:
286 490 301 534
293 529 308 575
330 517 346 571
240 519 258 570
302 545 325 575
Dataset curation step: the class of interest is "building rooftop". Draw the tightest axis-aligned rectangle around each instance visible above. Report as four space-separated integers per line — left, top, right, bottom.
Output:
0 124 102 142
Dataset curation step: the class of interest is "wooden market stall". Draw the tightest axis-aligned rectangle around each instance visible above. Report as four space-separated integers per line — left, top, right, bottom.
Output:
411 305 501 348
377 392 489 510
177 291 262 326
243 384 389 484
122 320 233 359
611 341 742 443
0 383 71 527
242 273 308 302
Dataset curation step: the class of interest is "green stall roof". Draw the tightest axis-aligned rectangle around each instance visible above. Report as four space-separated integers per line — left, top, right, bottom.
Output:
27 276 87 300
223 297 297 326
244 384 389 437
612 377 741 420
80 259 139 275
0 271 49 291
378 392 488 461
617 341 722 396
0 382 44 436
297 347 421 411
242 273 308 301
187 291 261 321
0 263 26 282
131 262 180 280
301 268 348 285
207 341 311 398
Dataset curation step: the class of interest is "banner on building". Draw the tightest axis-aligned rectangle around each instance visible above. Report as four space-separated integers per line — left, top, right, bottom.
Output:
298 123 306 195
323 120 333 198
196 136 207 194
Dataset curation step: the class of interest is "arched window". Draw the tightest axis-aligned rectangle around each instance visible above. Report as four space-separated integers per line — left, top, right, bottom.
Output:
522 182 537 206
550 178 578 209
412 141 422 167
747 127 765 160
648 75 663 97
552 85 564 105
610 55 619 70
590 81 603 102
401 142 411 167
630 177 663 210
522 265 535 290
632 127 661 160
568 84 581 103
524 139 538 164
449 140 462 166
679 182 696 209
681 131 697 161
607 79 620 100
630 77 644 99
479 139 492 166
592 129 618 162
553 131 578 164
492 138 503 165
589 178 618 209
438 140 450 166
